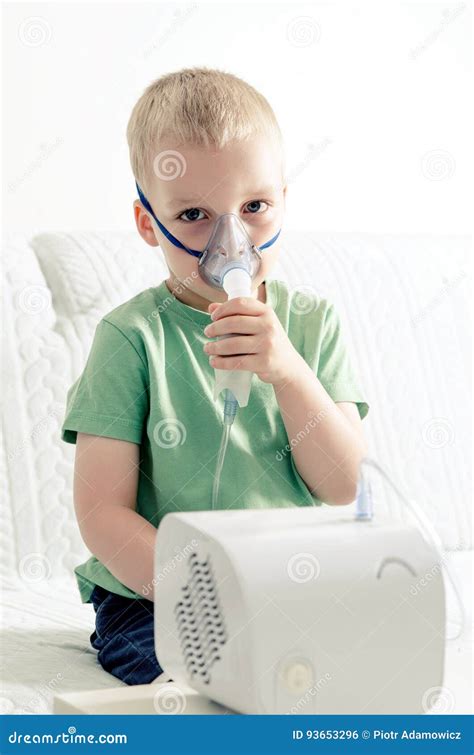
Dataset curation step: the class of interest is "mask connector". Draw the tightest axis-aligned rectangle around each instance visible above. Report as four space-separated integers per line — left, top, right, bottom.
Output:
223 389 238 426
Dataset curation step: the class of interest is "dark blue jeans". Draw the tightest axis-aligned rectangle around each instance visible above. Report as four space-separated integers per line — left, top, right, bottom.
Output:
89 585 166 685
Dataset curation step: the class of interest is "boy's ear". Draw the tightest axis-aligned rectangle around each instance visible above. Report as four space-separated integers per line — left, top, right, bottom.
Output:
133 200 159 247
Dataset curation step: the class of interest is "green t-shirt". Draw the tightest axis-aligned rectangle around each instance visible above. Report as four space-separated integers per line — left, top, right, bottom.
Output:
61 278 369 603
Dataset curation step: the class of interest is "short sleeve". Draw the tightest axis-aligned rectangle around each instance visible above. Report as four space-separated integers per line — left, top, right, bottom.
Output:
61 319 149 445
315 303 369 420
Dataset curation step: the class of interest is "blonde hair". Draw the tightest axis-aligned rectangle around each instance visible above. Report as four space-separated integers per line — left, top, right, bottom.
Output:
126 67 283 194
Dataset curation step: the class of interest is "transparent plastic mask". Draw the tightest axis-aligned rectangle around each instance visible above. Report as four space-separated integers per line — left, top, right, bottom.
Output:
198 213 262 290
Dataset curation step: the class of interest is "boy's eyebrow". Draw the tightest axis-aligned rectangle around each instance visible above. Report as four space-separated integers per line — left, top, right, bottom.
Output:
166 185 279 210
166 196 204 209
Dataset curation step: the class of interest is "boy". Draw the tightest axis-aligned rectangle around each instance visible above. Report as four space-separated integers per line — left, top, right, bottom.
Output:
61 68 369 686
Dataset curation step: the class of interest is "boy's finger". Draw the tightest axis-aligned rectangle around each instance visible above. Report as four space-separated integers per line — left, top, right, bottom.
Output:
204 315 261 337
207 302 220 314
210 296 265 321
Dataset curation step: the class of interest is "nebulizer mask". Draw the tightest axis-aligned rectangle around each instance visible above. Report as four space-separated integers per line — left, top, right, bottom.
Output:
137 181 281 506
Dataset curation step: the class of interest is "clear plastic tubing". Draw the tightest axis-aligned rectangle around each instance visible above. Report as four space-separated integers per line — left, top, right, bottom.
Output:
211 389 238 510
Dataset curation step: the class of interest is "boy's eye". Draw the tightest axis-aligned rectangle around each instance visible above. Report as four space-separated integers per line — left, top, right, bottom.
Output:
244 200 268 214
179 208 206 222
178 201 268 222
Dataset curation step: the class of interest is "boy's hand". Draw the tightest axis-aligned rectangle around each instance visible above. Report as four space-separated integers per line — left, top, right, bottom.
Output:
203 297 303 386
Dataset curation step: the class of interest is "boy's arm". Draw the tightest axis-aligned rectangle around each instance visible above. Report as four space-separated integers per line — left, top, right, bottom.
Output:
205 296 368 506
273 363 367 505
74 432 156 600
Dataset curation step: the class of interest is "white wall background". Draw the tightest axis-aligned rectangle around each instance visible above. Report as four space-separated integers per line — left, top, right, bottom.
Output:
3 0 471 234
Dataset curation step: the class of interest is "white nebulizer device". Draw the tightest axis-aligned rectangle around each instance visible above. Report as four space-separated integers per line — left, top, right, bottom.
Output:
154 456 465 714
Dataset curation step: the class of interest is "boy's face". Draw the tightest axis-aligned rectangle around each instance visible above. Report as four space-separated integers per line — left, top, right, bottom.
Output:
134 134 286 304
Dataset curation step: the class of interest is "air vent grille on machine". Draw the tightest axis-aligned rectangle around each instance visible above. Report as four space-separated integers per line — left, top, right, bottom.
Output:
174 552 228 685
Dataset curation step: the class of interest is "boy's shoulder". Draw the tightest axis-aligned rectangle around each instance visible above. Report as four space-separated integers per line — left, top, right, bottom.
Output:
99 286 159 334
94 287 163 360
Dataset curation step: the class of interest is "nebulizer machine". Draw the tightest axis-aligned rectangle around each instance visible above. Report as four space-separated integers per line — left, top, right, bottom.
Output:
137 182 465 715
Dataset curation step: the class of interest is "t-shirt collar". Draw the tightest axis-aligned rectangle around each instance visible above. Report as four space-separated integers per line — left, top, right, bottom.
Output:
153 278 276 326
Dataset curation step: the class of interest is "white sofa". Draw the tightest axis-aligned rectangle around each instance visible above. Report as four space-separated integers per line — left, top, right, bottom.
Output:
1 231 471 714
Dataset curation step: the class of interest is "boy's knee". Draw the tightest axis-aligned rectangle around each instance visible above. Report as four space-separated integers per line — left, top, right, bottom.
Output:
96 630 164 686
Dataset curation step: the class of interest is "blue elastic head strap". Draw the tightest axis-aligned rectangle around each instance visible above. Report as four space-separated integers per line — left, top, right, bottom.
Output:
136 181 201 257
136 182 281 256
